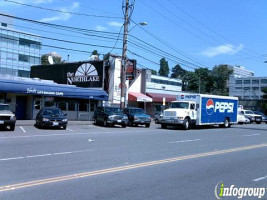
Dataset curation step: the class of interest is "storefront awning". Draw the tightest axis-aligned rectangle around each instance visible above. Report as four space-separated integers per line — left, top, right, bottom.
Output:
129 92 152 102
0 79 108 101
146 92 176 102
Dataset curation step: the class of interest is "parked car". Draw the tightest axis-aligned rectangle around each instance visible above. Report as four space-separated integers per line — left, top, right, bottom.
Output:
35 107 68 129
93 106 128 128
0 103 16 131
154 113 163 124
237 112 247 125
253 111 267 124
239 110 262 124
123 107 151 127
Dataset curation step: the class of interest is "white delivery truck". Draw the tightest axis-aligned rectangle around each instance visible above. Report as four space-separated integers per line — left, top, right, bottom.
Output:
158 93 238 130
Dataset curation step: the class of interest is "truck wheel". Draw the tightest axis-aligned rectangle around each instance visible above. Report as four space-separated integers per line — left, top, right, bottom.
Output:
183 118 190 130
223 118 230 128
9 124 15 131
161 124 167 129
256 121 261 124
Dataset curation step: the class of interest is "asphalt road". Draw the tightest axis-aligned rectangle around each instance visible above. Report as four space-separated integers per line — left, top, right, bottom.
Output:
0 122 266 200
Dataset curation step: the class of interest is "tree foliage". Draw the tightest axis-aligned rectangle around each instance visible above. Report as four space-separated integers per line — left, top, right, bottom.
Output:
150 69 157 75
158 58 169 77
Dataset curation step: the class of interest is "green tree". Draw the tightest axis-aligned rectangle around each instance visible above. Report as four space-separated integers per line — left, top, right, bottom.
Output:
150 69 157 75
170 64 187 79
91 50 99 56
211 65 233 95
158 58 169 77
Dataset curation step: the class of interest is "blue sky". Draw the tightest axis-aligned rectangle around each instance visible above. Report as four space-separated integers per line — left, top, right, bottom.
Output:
1 0 267 76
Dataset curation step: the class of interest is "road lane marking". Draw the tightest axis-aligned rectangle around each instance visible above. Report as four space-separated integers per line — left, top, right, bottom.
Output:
0 129 170 139
242 134 261 137
170 139 202 143
0 149 93 161
19 126 26 133
66 128 73 132
0 143 266 192
253 176 267 182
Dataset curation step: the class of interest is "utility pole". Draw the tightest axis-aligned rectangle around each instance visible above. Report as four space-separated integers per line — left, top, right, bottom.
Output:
120 0 130 109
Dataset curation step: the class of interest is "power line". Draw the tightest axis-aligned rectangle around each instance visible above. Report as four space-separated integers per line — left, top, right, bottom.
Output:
4 0 123 19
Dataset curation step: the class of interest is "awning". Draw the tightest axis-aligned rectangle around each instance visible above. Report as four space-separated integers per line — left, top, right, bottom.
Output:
128 92 152 102
146 92 176 102
0 79 108 100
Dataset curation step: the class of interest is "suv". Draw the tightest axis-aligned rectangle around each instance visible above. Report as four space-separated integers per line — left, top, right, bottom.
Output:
93 107 128 128
123 107 151 127
253 111 267 124
0 103 16 131
239 110 262 124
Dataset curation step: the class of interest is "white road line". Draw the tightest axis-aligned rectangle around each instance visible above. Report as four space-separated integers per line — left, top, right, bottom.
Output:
26 154 52 158
170 139 202 144
66 128 73 132
242 134 261 137
0 157 24 161
0 149 93 162
253 176 267 182
19 126 26 133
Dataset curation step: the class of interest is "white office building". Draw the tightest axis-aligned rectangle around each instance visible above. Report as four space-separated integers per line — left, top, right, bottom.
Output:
0 14 41 77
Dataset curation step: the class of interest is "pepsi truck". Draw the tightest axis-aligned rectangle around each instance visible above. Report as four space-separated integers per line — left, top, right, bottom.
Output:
158 93 238 130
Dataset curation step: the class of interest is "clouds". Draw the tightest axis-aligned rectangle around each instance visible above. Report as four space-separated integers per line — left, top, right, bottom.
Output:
94 21 122 31
39 2 80 22
108 21 123 27
201 44 244 57
95 25 107 31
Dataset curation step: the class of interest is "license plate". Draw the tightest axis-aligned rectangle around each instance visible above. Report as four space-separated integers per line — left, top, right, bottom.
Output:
0 121 4 124
141 121 144 123
53 122 59 126
117 120 122 123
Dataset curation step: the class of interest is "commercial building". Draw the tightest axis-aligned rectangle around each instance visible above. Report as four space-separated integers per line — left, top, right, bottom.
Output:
0 14 41 77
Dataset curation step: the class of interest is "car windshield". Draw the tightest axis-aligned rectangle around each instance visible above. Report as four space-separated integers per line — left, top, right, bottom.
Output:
104 107 121 114
253 111 264 116
43 109 63 116
170 102 189 109
245 111 254 114
0 104 10 111
130 109 145 115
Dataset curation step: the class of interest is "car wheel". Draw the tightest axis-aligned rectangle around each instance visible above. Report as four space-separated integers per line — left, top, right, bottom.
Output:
128 121 133 127
256 121 261 124
161 124 167 129
183 118 190 130
223 118 230 128
62 125 67 130
103 119 107 127
121 124 126 128
155 119 159 124
145 123 150 128
9 124 15 131
93 118 97 125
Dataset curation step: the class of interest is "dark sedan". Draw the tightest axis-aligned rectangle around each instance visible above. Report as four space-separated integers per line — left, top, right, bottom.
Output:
253 111 267 124
123 107 151 127
93 107 128 128
35 107 68 129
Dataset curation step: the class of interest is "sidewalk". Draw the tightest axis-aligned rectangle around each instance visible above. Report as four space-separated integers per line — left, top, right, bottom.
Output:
16 120 93 126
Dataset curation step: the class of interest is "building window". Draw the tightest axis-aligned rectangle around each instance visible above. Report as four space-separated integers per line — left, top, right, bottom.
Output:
68 102 76 111
1 23 7 27
243 80 250 84
19 54 29 62
252 80 259 84
19 38 41 49
261 79 267 84
58 102 66 111
79 102 88 111
235 87 242 90
235 80 242 84
243 87 250 91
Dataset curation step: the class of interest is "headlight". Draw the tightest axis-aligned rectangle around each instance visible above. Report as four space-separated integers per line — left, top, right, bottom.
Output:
122 115 128 120
251 117 255 120
42 118 49 122
159 114 163 118
134 116 138 120
108 116 114 120
62 119 68 122
10 116 16 120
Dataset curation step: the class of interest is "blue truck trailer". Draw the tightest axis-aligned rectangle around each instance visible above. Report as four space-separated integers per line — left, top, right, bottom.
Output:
159 93 238 130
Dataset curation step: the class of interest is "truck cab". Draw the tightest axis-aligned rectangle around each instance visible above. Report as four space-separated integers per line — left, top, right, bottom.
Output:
159 101 197 130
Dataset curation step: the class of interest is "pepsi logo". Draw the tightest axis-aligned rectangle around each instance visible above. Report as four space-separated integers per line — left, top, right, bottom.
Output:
181 95 185 99
206 99 214 115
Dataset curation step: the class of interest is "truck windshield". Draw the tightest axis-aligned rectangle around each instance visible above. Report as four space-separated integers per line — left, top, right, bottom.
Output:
0 104 10 111
170 102 189 109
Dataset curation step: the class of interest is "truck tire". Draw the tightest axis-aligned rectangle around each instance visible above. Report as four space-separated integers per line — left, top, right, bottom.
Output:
183 118 190 130
161 124 167 129
256 121 261 124
223 118 230 128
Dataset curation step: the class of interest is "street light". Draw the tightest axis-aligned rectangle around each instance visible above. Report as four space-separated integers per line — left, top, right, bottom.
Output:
120 16 148 109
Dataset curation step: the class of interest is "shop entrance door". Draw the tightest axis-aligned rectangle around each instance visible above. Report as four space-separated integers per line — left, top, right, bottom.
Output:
16 96 27 120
